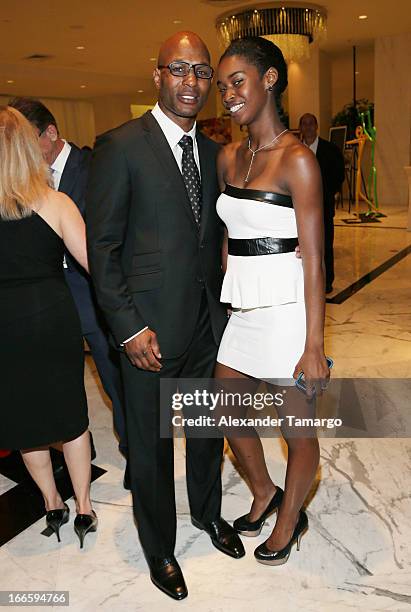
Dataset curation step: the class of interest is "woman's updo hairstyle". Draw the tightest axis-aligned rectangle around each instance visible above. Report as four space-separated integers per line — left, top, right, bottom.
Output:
219 36 288 97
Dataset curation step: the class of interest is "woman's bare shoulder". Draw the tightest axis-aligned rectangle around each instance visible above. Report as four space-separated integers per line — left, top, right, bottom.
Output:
39 189 76 213
218 140 244 162
283 137 318 171
36 190 81 233
280 136 322 196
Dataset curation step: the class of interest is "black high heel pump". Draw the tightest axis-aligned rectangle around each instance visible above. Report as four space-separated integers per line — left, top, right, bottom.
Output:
46 503 70 542
233 487 284 537
74 510 98 549
254 510 308 565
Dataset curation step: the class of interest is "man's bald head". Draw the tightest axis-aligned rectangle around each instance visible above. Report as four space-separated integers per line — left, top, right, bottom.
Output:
299 113 318 128
158 31 210 66
153 31 213 131
299 113 318 145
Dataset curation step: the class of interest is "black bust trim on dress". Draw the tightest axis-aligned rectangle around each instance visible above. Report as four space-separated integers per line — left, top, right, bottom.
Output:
224 184 293 208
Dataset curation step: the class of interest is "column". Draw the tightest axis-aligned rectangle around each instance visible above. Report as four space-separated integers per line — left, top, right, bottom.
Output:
288 45 332 137
374 33 411 207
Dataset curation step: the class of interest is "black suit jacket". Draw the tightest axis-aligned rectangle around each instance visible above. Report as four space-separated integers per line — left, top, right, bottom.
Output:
316 137 345 217
58 143 101 334
86 112 227 358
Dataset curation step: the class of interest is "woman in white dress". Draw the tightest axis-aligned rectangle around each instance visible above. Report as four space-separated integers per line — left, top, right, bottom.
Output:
215 37 330 565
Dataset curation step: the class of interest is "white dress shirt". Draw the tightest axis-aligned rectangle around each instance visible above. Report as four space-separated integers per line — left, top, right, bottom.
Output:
304 136 319 155
123 103 200 345
50 140 72 268
50 140 71 190
151 102 200 175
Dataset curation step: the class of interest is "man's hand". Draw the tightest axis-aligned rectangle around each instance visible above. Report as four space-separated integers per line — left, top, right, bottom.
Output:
124 329 162 371
295 245 302 259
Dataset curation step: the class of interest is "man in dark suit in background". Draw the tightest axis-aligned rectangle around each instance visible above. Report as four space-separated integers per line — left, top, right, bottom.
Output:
9 98 128 477
299 113 345 293
86 32 244 601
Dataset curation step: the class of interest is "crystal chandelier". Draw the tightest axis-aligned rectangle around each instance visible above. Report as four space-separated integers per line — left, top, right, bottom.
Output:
216 4 327 63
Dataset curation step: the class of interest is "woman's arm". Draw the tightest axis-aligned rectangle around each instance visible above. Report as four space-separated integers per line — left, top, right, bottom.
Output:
217 146 229 273
58 193 89 272
216 145 228 192
36 190 89 272
222 227 228 274
284 144 329 387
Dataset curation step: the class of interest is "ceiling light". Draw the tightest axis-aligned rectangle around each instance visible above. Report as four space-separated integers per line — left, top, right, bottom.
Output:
76 45 85 50
217 5 327 63
173 19 182 24
24 53 53 61
358 15 368 20
149 57 157 62
80 85 86 88
137 89 144 93
7 79 14 84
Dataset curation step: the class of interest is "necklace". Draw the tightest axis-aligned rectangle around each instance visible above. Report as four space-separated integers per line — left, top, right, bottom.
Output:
244 128 288 185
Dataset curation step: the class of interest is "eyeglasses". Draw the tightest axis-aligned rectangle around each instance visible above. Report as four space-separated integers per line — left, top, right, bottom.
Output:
157 61 214 80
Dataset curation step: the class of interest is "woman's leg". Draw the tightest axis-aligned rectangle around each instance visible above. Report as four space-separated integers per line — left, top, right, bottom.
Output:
62 430 93 515
215 362 278 521
20 447 64 511
266 390 320 550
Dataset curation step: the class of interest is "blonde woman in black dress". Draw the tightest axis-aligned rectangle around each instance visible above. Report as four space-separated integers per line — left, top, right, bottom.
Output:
0 106 97 547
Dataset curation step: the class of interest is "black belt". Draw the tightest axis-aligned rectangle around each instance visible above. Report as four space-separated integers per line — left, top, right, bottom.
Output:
228 237 299 256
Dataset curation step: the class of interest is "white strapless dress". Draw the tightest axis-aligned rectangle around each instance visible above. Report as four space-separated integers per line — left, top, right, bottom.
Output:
216 184 306 381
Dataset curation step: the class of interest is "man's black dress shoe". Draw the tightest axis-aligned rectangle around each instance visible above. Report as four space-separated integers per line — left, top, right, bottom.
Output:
147 556 188 601
192 516 245 559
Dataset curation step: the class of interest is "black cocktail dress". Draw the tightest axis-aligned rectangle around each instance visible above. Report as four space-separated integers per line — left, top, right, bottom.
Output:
0 212 88 449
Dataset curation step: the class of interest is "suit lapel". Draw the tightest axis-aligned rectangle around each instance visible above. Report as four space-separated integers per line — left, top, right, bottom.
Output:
58 145 80 197
315 137 324 164
196 131 214 240
142 112 198 233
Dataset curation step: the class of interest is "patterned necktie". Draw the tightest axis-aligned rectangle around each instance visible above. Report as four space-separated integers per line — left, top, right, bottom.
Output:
178 134 202 225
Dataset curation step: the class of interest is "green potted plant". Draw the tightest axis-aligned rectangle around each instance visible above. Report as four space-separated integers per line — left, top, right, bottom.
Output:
332 99 374 140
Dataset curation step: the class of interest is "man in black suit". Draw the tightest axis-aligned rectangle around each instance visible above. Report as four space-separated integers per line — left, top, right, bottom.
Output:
9 98 128 472
299 113 345 293
86 32 244 601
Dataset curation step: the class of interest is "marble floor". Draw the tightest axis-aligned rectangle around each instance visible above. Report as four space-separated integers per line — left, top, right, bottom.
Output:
1 205 411 611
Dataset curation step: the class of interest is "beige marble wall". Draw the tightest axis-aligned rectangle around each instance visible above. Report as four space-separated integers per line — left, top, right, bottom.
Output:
319 50 332 137
404 166 411 230
91 94 134 136
91 83 219 137
0 94 96 148
331 45 374 118
288 46 320 129
374 33 411 207
288 46 332 137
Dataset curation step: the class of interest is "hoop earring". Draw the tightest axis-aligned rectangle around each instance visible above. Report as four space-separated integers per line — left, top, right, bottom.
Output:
267 85 274 92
